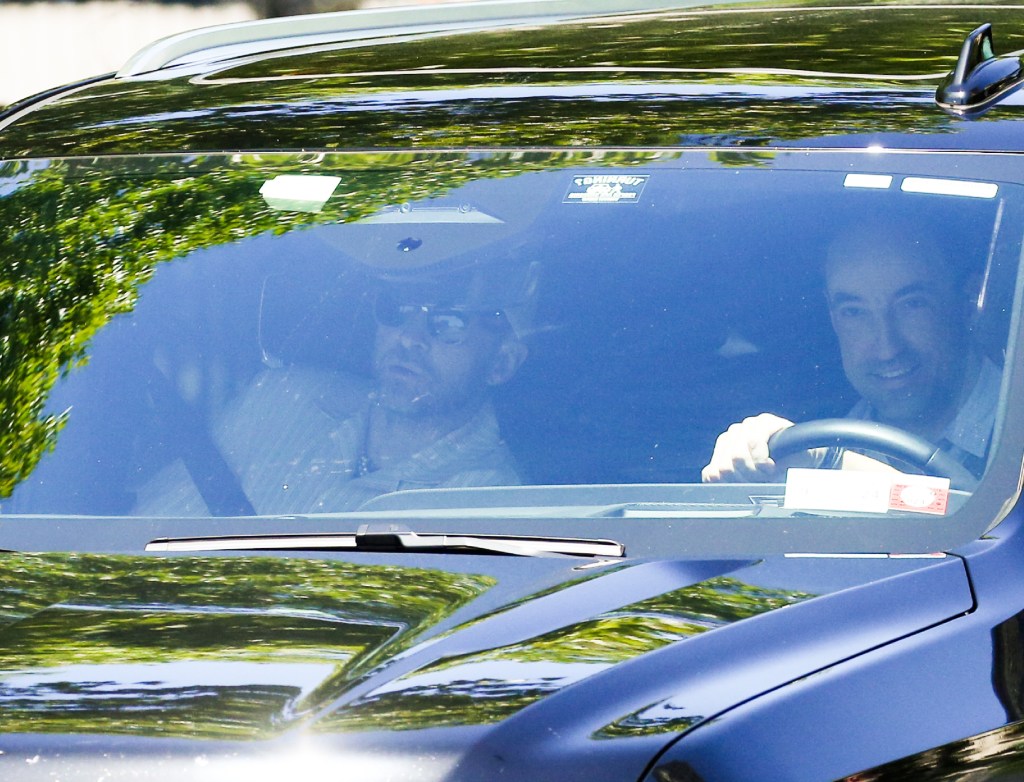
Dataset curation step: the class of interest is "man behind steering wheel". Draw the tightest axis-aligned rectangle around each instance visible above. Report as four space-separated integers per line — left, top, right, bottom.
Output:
701 222 1000 485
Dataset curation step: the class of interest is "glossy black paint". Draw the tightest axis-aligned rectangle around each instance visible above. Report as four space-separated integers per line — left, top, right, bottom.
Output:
935 23 1024 115
5 6 1024 157
5 2 1024 780
0 544 983 780
647 509 1024 782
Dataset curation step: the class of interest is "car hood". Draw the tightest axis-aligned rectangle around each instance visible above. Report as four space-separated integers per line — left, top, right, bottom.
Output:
0 549 972 780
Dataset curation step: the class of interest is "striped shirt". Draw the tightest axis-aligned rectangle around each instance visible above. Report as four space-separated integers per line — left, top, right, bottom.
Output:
135 366 522 516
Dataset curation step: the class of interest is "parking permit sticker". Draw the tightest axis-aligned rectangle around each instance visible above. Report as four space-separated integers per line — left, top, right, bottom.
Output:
889 478 950 515
784 469 950 515
564 175 648 204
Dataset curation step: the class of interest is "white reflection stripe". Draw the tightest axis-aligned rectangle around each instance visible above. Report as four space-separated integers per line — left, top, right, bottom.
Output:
844 174 893 189
784 552 947 559
901 177 998 199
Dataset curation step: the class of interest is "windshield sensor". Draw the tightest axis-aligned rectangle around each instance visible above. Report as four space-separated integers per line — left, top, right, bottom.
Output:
145 523 625 558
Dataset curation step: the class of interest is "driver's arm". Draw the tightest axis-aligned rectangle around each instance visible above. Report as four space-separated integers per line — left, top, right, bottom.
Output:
701 413 900 482
701 413 823 483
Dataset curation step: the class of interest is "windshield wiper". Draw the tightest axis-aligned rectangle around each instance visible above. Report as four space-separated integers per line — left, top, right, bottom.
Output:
145 523 625 558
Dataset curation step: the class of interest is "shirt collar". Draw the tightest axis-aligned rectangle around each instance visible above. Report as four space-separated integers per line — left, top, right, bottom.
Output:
851 355 999 460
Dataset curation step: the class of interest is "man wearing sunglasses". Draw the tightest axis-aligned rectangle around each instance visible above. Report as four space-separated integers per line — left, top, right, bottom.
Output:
358 280 530 488
136 259 535 516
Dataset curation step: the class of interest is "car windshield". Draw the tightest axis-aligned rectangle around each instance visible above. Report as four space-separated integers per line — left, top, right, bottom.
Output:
1 150 1021 550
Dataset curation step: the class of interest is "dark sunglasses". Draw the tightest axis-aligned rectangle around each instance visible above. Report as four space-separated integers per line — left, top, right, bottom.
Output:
373 295 505 344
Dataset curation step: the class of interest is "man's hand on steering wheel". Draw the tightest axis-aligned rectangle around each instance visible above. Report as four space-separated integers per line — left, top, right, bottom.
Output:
702 414 976 490
701 413 824 483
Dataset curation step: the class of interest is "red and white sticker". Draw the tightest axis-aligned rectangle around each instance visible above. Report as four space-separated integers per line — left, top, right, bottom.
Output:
889 478 949 515
784 469 951 516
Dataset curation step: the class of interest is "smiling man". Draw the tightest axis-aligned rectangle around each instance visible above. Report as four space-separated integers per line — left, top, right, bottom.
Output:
701 224 1000 483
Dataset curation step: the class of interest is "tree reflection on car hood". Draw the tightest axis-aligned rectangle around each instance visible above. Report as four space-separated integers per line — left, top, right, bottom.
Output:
0 548 972 780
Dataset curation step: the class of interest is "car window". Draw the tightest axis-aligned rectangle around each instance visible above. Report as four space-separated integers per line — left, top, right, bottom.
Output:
0 150 1020 542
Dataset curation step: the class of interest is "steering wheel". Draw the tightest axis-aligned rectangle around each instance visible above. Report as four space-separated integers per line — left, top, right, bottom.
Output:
767 418 976 491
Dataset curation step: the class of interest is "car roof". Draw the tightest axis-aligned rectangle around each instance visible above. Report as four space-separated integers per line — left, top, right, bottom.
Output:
4 0 1024 157
117 0 704 76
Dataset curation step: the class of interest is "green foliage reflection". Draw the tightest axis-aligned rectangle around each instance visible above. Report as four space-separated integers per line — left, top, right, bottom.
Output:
0 552 494 738
4 4 1014 157
0 158 309 497
837 720 1024 781
319 576 812 732
0 151 662 501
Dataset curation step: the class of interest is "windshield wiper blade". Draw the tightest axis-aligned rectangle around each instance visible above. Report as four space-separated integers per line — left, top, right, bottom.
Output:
146 523 625 558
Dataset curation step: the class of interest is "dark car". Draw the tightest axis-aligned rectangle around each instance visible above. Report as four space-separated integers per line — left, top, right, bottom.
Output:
3 1 1024 779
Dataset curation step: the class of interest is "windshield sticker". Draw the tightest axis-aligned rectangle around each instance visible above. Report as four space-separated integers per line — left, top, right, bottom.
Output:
564 175 648 204
889 478 950 515
783 469 950 516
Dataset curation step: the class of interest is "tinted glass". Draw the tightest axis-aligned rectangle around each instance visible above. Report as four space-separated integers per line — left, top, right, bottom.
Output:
0 151 1019 536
